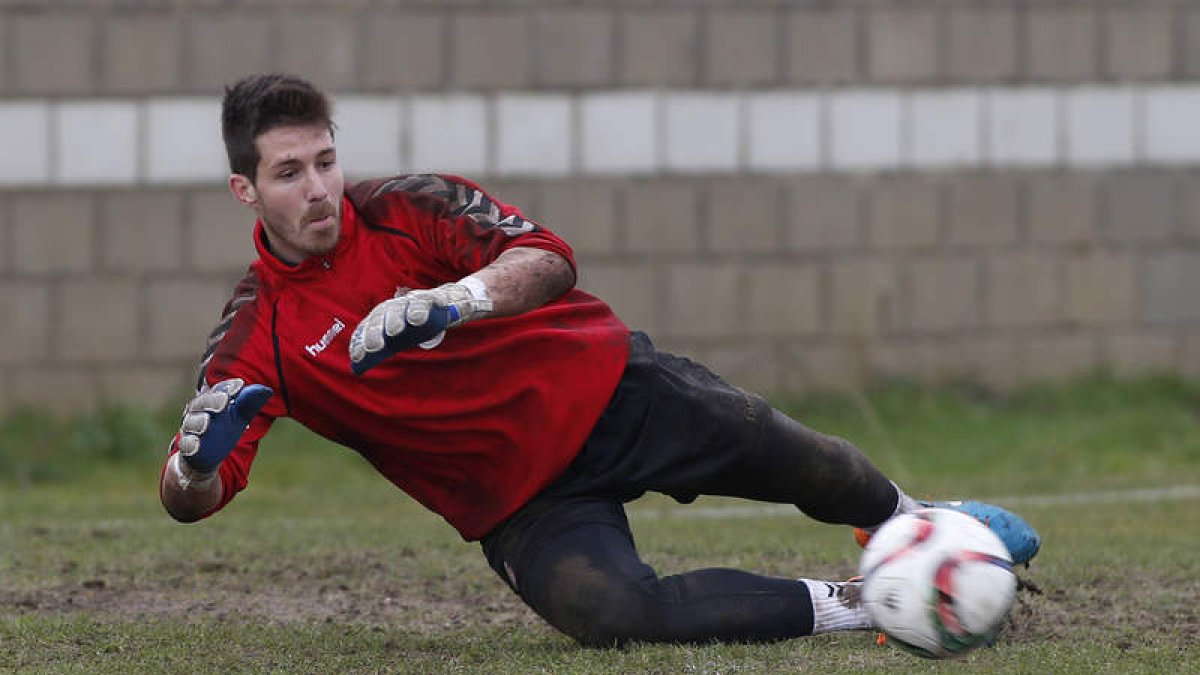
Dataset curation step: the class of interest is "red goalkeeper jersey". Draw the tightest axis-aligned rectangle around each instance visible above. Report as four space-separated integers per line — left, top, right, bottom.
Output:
166 174 631 540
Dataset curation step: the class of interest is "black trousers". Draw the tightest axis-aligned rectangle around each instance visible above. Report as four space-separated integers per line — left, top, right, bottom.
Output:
480 332 896 646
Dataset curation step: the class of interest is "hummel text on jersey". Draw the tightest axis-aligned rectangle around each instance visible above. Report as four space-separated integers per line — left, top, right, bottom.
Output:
305 318 346 357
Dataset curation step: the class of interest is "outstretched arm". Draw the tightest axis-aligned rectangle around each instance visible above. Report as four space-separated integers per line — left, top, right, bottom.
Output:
466 245 575 318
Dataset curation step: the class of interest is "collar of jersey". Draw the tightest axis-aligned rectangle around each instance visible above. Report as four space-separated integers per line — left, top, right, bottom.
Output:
253 195 357 280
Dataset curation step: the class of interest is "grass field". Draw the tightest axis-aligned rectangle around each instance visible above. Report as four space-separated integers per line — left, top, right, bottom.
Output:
2 375 1198 673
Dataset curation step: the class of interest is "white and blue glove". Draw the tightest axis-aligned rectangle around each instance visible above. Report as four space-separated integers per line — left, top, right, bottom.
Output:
349 280 492 375
177 378 273 474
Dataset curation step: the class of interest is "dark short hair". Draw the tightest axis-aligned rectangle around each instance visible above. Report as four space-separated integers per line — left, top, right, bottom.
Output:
221 73 334 182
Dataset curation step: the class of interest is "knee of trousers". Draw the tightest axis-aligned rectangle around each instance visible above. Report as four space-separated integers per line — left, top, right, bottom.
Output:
527 563 660 647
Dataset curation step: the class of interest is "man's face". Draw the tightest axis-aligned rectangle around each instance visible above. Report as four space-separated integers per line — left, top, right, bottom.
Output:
230 123 344 264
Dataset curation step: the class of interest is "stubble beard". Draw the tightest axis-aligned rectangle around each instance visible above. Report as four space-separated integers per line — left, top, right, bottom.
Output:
262 207 341 262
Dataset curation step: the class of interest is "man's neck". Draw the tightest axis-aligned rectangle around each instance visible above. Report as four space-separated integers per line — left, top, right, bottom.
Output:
258 227 301 267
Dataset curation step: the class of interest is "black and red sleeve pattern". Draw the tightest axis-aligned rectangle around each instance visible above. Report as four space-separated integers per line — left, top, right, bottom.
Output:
346 174 577 278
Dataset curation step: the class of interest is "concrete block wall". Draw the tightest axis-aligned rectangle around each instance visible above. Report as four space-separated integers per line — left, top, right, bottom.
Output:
3 0 1200 414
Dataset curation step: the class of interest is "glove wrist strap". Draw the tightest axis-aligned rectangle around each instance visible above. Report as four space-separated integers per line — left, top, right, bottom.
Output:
457 275 494 316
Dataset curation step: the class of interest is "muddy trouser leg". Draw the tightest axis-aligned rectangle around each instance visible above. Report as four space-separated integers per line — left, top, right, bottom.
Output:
480 332 897 645
481 496 822 646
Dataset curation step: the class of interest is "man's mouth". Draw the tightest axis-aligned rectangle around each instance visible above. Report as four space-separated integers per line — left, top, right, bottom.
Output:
307 209 337 228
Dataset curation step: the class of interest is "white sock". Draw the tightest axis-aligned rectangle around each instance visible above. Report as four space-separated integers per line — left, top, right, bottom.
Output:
799 579 875 634
891 481 920 517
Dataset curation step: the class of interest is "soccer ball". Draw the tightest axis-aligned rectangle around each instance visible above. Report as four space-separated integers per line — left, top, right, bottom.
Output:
858 507 1018 659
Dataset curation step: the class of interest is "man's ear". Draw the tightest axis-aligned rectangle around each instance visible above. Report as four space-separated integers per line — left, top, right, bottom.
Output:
229 174 258 207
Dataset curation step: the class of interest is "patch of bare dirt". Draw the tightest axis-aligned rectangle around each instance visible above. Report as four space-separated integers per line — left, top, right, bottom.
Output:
1002 570 1200 647
5 552 1196 648
0 551 545 635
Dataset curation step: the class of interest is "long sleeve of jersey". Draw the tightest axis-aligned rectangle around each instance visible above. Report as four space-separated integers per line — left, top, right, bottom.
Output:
159 269 283 516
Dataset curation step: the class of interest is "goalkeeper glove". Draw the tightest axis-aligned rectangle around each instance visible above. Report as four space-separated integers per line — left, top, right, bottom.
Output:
349 279 492 374
177 378 273 474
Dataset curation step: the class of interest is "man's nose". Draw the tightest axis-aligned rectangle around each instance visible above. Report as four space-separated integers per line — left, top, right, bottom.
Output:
304 166 328 201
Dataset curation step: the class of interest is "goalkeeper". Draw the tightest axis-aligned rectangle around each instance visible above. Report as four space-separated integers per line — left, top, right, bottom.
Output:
160 73 1039 646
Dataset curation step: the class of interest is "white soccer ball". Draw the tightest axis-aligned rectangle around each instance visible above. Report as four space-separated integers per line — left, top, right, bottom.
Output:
858 507 1018 659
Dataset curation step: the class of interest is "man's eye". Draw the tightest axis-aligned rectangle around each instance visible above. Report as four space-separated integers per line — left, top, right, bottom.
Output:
278 170 296 179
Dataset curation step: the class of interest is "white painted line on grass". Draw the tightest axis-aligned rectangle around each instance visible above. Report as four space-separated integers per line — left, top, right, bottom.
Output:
4 485 1197 533
628 484 1200 521
998 484 1200 508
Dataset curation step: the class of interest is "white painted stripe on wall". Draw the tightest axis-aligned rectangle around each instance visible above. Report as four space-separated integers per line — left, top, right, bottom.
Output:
1064 87 1137 167
0 101 51 184
745 92 822 171
664 93 741 172
56 101 139 185
909 90 982 168
1144 86 1200 163
144 98 226 184
495 93 573 176
985 89 1059 167
5 85 1200 187
334 96 404 177
829 90 904 170
409 95 488 176
581 92 659 174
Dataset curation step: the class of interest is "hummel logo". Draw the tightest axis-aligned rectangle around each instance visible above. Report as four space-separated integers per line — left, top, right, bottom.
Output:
305 318 346 357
